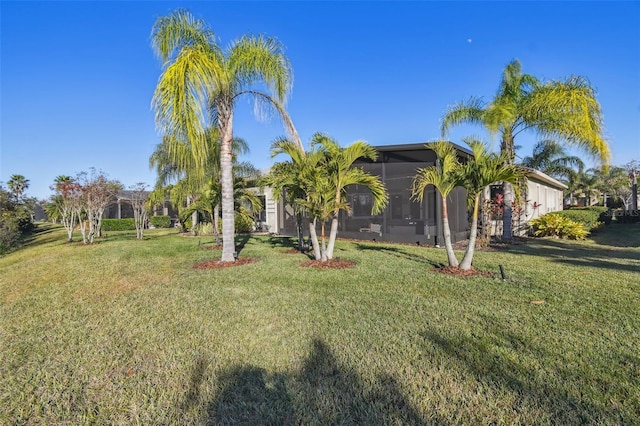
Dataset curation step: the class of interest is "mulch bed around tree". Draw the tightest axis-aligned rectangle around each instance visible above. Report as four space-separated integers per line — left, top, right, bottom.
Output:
301 258 357 269
193 257 259 270
432 266 495 278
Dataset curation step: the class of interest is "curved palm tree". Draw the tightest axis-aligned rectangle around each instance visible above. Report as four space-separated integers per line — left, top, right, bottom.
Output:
520 140 584 181
151 9 301 262
411 140 462 267
455 139 525 270
441 59 609 240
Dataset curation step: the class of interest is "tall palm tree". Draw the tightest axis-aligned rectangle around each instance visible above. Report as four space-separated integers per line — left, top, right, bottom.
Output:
151 9 302 262
455 139 525 270
441 59 609 241
311 133 388 261
520 140 584 181
411 140 462 268
150 126 249 238
7 174 29 201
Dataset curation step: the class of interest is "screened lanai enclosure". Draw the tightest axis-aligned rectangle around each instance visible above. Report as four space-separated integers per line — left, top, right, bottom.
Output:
265 143 472 246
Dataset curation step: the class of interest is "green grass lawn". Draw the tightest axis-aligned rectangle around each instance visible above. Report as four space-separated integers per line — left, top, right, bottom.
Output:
1 223 639 424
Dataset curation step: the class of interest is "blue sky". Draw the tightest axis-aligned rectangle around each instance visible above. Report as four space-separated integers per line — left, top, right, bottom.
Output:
2 1 639 200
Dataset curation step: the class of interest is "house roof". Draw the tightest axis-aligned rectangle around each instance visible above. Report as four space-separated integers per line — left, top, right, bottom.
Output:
372 141 473 157
522 167 569 190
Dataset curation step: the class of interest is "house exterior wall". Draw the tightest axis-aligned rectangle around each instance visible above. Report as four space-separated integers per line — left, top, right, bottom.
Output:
483 169 568 236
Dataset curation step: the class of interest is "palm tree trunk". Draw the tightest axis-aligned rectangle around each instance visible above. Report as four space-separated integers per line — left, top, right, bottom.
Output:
326 217 339 260
441 201 459 267
460 195 480 270
320 221 327 262
501 133 515 242
213 204 220 244
219 108 236 262
502 182 514 241
309 218 321 260
296 212 304 251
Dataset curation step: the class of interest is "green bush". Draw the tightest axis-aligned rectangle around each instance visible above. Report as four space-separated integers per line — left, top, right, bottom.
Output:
101 218 136 231
530 213 590 240
554 208 605 231
150 215 172 228
235 211 254 234
192 222 214 236
612 209 640 224
0 215 20 254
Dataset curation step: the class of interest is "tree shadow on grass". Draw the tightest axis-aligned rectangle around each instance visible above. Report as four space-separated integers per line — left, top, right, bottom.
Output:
267 235 299 250
419 324 626 424
20 223 63 247
589 223 640 248
234 233 252 256
204 338 429 425
508 238 640 273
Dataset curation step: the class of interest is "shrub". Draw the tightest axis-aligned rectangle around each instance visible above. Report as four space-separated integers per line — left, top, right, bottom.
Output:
530 213 590 240
150 215 172 228
101 218 136 231
555 208 605 231
0 216 20 254
192 222 214 236
611 209 640 224
235 210 254 234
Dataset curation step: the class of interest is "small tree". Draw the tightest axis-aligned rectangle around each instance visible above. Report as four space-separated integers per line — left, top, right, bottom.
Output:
78 169 122 243
50 176 82 243
306 134 388 262
130 183 149 240
411 140 463 268
455 139 525 270
261 137 313 252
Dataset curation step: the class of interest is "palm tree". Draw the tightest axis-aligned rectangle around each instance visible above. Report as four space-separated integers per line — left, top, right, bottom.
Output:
520 140 584 181
455 139 525 270
151 9 302 262
150 126 249 239
264 134 387 261
577 171 601 206
441 59 609 241
411 141 462 268
590 165 629 207
261 137 318 252
7 174 29 201
311 133 388 261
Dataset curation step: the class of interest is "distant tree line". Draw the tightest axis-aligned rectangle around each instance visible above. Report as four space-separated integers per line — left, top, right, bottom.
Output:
0 174 36 254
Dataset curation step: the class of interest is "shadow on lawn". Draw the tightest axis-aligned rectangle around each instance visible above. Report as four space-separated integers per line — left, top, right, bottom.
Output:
21 223 63 247
508 237 640 273
419 323 623 424
204 338 429 425
267 235 299 250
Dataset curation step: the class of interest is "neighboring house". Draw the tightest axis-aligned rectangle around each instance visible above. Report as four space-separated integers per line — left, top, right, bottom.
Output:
256 143 568 244
104 190 179 222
